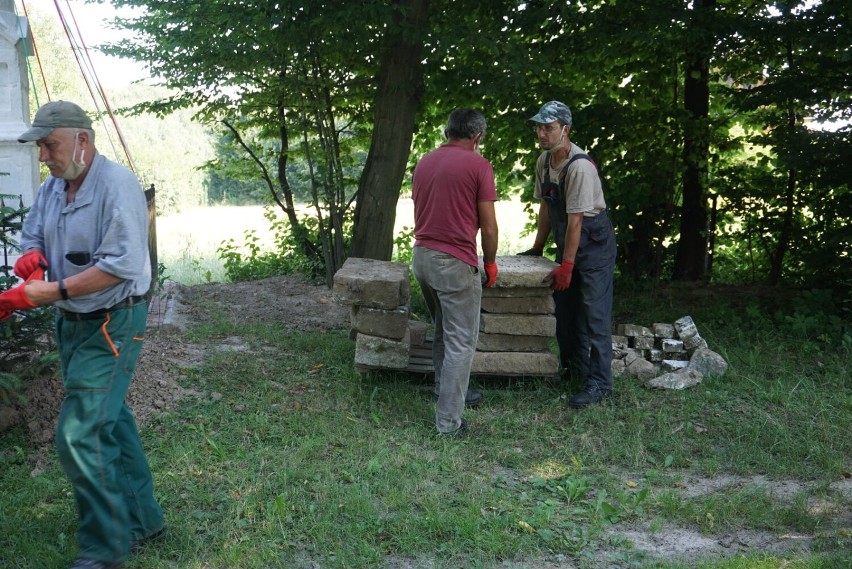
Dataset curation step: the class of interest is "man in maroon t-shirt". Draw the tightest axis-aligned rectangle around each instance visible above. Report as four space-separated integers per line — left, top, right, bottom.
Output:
412 108 499 436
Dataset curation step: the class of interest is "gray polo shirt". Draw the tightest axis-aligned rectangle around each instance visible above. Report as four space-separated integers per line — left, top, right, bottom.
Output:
20 152 151 313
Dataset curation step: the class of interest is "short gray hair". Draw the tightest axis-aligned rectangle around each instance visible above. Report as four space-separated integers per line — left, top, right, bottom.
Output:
445 109 487 140
57 126 95 144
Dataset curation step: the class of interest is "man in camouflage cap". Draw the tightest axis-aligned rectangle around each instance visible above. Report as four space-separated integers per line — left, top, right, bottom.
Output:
519 101 617 409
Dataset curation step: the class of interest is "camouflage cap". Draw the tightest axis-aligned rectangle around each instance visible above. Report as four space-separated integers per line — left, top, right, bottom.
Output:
529 101 572 126
18 101 93 142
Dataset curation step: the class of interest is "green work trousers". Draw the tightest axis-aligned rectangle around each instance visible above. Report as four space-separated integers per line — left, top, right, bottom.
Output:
55 303 164 563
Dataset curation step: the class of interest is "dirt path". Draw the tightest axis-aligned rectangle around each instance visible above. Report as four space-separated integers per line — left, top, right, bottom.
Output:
13 274 348 472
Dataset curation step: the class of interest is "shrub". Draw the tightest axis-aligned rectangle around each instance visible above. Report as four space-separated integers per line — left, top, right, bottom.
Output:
0 193 56 403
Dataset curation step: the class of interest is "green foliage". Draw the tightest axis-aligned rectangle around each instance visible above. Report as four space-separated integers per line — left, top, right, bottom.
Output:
513 469 650 556
0 194 55 403
93 0 852 287
106 0 385 281
217 208 325 283
203 130 273 206
111 84 215 214
774 289 852 348
391 225 414 266
155 262 171 290
390 225 427 318
416 0 851 287
22 5 215 215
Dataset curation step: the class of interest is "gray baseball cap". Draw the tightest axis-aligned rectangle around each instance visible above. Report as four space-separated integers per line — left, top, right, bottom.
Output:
18 101 93 142
530 101 573 126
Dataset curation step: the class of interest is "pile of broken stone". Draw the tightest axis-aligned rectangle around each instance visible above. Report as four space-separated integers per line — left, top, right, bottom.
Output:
613 316 728 389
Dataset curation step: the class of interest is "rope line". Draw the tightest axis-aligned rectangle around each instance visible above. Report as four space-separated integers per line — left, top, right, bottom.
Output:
52 0 128 168
15 1 46 108
62 0 137 173
16 0 138 174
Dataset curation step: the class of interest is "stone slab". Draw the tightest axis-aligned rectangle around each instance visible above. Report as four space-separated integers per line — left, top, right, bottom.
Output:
471 351 559 377
350 305 410 340
354 331 410 369
689 348 728 377
652 323 676 338
662 338 685 353
482 286 555 299
480 295 555 314
476 333 552 352
478 255 557 290
408 320 429 346
625 356 657 381
333 257 411 309
674 315 699 339
647 368 704 390
479 313 556 336
618 324 654 337
631 336 655 350
683 334 708 352
661 359 690 372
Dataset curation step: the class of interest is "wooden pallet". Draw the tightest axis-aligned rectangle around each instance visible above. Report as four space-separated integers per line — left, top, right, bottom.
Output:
356 338 559 379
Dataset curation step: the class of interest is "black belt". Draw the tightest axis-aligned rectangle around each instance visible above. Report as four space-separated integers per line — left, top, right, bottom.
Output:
60 295 148 321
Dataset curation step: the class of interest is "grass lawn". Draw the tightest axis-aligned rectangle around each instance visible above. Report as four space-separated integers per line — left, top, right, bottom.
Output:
1 221 849 568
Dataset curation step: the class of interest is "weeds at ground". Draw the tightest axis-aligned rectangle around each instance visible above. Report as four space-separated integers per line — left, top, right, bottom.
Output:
0 283 849 568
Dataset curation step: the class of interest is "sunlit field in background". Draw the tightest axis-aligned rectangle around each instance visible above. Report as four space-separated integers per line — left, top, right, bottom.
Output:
156 197 534 285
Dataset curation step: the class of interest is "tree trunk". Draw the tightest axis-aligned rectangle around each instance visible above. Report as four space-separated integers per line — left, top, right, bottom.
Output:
349 0 430 262
768 32 799 286
673 0 714 281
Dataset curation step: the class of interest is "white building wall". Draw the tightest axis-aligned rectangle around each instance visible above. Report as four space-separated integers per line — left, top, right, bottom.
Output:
0 0 38 209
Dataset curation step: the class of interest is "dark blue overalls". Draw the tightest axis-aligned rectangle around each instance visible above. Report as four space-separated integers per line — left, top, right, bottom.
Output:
542 153 617 392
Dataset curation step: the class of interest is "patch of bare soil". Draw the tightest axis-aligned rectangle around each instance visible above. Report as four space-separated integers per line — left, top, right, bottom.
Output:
606 472 852 566
7 274 348 474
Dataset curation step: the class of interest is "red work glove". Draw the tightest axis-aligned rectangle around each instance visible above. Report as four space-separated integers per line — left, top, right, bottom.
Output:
0 267 45 320
545 260 575 291
13 250 48 280
483 262 498 288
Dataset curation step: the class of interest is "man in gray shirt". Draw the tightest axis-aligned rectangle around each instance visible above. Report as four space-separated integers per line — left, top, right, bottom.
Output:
1 101 164 568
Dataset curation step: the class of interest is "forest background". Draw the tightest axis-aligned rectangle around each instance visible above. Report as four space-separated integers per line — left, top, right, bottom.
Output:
9 0 852 303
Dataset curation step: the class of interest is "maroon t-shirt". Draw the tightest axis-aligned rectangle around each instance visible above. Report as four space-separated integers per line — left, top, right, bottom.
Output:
412 144 497 267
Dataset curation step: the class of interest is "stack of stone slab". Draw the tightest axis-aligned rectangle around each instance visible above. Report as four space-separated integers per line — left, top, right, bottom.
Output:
332 257 412 371
472 255 559 377
333 255 561 378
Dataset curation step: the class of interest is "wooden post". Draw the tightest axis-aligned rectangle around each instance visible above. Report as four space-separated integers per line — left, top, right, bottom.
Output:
145 184 158 293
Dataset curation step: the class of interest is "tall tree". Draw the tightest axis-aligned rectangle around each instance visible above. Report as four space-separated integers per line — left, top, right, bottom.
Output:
673 0 716 280
350 0 430 261
106 0 384 284
714 0 851 286
100 0 850 288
